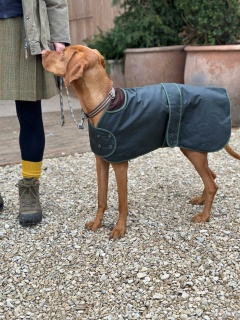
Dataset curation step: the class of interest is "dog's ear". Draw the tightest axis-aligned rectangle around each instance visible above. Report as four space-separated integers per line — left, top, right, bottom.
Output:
64 52 88 87
93 49 106 69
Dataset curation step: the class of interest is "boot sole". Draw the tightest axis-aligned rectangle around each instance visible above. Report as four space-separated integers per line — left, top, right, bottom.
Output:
19 212 42 226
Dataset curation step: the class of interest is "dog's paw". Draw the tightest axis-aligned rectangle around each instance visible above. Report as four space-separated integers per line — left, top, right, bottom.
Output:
85 220 101 232
190 196 205 205
109 227 126 240
192 212 210 223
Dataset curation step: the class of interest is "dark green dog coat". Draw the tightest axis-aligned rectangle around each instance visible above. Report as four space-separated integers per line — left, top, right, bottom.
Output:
88 83 231 163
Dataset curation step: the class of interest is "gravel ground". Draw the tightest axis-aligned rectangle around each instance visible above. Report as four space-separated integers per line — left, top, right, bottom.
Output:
0 128 239 320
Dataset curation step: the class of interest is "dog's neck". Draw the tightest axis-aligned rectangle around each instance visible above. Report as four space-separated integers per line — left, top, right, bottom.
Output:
72 72 113 126
84 88 115 118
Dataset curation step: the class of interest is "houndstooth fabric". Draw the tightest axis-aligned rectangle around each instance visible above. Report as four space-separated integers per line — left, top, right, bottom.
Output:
0 17 58 101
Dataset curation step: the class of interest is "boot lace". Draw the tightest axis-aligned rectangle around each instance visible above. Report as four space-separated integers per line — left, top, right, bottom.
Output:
19 184 38 209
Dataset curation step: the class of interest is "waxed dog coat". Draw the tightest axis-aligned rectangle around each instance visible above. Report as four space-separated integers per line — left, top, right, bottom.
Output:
88 83 231 163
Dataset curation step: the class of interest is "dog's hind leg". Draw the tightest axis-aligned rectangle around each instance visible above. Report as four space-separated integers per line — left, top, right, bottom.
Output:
190 168 216 205
181 149 216 205
180 149 218 223
110 161 129 239
85 155 110 232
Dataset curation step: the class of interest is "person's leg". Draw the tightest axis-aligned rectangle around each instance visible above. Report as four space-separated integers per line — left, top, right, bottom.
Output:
16 100 45 225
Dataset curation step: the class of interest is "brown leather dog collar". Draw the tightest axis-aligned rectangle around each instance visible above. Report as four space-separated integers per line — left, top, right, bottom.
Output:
85 88 116 118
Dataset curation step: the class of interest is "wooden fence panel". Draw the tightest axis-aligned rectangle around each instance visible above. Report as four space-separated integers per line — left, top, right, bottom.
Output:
68 0 120 44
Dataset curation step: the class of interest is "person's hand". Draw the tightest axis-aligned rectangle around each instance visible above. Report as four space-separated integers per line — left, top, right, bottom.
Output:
52 42 65 52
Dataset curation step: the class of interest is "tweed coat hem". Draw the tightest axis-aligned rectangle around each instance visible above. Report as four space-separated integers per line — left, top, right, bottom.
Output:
0 17 58 101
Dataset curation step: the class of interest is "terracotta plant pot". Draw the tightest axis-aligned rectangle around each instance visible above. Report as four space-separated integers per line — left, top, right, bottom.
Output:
107 60 126 88
184 45 240 127
124 45 186 87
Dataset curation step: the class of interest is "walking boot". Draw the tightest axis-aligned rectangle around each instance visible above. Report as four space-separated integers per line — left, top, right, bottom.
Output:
18 178 42 226
0 193 3 211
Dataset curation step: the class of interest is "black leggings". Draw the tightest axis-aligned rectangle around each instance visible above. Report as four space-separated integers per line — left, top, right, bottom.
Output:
15 100 45 162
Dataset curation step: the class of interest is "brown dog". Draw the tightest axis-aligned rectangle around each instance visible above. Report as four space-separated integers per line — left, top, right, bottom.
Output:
42 45 240 239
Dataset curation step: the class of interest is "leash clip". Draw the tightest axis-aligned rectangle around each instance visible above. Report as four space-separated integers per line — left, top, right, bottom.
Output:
77 111 87 129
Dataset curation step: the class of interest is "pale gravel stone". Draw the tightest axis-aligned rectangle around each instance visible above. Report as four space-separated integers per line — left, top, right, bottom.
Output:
137 272 147 279
161 273 170 280
0 128 239 319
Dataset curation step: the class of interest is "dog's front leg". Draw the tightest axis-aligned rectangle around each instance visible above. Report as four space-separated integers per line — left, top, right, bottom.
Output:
110 161 129 239
85 155 110 232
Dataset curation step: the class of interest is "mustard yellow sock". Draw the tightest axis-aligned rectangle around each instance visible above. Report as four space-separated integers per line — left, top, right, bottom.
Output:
22 160 42 179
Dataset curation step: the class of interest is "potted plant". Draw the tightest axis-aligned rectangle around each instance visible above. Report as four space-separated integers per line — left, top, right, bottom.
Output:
85 0 187 87
175 0 240 127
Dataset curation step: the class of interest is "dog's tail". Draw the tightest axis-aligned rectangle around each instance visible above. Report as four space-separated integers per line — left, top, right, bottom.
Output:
224 144 240 160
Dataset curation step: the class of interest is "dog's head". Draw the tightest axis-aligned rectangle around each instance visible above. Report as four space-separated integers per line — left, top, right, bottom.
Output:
42 45 106 87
